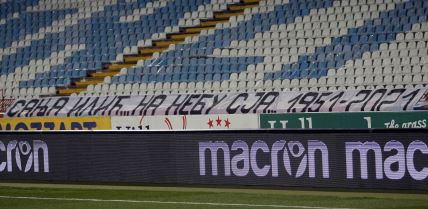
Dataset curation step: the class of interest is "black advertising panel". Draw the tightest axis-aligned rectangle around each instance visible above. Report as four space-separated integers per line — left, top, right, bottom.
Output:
0 130 427 190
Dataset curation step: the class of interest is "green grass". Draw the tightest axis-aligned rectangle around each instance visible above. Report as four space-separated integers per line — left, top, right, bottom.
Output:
0 183 427 209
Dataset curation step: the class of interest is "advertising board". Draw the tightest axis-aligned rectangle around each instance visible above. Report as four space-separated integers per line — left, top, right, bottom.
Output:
111 114 259 130
0 116 111 130
260 111 428 129
0 130 427 190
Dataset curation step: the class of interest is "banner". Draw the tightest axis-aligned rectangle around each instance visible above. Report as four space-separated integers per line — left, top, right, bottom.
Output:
5 88 428 118
0 99 15 114
260 111 428 129
0 130 427 190
111 114 259 130
0 116 111 130
415 89 428 110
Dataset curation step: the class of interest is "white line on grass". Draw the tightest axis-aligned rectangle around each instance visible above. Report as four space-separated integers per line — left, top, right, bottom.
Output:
0 195 358 209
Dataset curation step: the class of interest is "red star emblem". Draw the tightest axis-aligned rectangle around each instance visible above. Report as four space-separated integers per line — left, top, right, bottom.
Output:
216 116 222 126
224 118 231 128
207 119 214 128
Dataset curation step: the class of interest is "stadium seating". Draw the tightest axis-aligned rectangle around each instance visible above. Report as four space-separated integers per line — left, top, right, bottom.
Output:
0 0 427 99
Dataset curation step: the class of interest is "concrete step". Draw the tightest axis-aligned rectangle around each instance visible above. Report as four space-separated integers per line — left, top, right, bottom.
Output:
242 0 260 3
91 70 120 78
199 18 229 27
57 87 87 96
183 25 215 33
73 78 104 88
104 63 135 71
153 39 184 47
123 54 152 63
168 32 200 39
228 2 259 10
214 10 244 19
138 46 168 54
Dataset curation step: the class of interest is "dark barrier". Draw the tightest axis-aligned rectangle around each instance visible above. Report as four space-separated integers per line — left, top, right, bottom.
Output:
0 130 427 190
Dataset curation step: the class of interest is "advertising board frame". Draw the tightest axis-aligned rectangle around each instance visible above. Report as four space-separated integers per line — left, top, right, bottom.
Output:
0 129 427 191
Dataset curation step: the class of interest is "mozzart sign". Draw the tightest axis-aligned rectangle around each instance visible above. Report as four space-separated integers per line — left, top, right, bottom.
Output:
0 131 427 190
5 88 428 118
0 116 111 130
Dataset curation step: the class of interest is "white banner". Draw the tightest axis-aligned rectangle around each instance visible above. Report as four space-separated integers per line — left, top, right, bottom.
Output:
111 114 259 130
5 88 428 118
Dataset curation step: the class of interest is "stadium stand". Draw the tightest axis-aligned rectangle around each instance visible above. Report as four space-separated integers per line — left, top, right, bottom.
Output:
2 1 428 200
0 0 427 99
